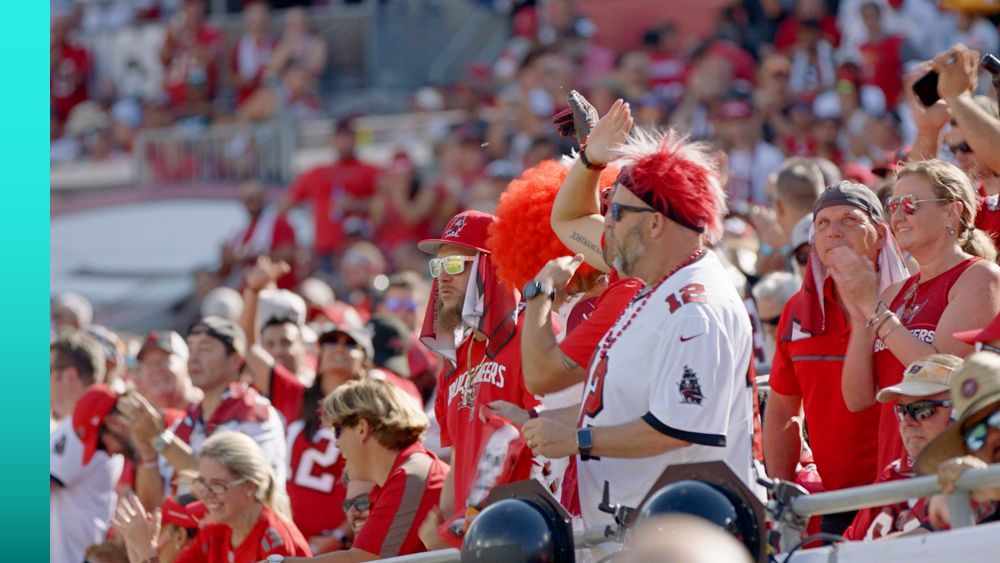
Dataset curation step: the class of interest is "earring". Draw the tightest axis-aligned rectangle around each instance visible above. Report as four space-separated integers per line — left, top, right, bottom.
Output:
948 227 957 236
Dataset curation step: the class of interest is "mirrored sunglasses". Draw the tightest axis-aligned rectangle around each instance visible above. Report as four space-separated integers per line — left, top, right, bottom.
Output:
893 399 951 422
963 408 1000 453
429 256 475 278
342 494 371 513
383 298 419 312
887 195 949 216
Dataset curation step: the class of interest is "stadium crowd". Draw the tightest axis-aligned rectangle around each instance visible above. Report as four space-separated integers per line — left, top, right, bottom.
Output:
51 0 1000 562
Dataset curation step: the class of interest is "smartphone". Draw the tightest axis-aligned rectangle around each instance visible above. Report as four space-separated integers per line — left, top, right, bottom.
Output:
982 53 1000 75
912 70 940 107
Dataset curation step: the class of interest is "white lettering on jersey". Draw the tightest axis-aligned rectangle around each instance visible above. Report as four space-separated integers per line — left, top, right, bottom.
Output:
874 329 934 353
446 361 507 403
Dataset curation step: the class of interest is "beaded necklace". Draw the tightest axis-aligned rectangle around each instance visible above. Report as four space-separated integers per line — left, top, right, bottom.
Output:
598 248 706 360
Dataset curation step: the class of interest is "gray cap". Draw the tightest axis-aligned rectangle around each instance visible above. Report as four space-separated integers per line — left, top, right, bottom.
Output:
813 181 884 222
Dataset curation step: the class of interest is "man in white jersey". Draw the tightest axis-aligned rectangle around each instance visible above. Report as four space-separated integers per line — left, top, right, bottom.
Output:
523 99 762 528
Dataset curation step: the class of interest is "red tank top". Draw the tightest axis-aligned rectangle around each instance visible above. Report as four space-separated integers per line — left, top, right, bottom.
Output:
871 257 980 471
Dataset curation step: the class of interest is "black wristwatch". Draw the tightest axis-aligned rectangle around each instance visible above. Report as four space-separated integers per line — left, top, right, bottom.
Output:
522 280 556 302
577 427 596 461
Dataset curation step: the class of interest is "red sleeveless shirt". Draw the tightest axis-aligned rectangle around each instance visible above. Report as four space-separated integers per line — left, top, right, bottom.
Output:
871 257 980 472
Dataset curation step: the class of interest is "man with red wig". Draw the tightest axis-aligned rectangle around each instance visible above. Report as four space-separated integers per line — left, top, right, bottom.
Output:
416 210 539 537
524 99 764 528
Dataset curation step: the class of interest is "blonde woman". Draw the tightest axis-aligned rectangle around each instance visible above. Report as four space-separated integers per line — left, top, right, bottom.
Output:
283 378 448 562
835 159 1000 474
115 432 311 562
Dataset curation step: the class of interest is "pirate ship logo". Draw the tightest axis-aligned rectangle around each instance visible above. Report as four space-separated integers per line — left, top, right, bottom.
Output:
445 214 469 238
678 366 705 405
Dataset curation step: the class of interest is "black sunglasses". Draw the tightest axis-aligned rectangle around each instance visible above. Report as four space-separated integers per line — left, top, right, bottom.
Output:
793 244 810 267
342 493 371 513
893 399 952 422
963 408 1000 453
609 202 658 221
948 142 974 155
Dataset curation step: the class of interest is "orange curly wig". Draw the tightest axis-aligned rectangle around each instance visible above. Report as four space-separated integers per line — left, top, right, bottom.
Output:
487 159 620 291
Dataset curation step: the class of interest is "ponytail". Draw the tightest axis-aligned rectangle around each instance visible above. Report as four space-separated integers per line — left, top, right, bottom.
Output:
961 226 998 262
261 473 293 522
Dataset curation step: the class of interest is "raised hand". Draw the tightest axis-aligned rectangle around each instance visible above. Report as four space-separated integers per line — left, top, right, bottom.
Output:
584 99 633 167
245 256 291 292
932 44 980 102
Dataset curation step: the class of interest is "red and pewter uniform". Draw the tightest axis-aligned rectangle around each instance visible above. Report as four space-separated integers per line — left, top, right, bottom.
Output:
287 157 380 255
434 326 538 512
175 506 311 563
770 279 881 491
872 257 981 472
286 421 347 539
843 457 930 541
165 383 287 494
353 443 448 557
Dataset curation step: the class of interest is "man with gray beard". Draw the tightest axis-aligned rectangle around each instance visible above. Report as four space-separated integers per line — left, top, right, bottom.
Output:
415 210 539 540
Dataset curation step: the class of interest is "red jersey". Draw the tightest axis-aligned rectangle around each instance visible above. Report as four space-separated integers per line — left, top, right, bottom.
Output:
175 506 311 562
353 443 448 557
843 457 930 541
161 24 223 108
873 257 980 472
227 212 298 289
770 279 881 490
859 35 905 107
286 420 347 539
648 54 687 102
230 35 276 106
974 185 1000 246
288 157 381 254
774 16 841 51
559 275 644 369
268 363 305 424
434 326 539 511
51 41 91 122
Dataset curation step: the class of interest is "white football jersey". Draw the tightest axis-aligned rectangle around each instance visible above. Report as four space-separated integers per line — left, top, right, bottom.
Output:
577 251 762 528
50 417 124 563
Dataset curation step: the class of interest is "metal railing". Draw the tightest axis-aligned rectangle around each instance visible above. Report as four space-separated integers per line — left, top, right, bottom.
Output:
133 120 296 186
373 463 1000 562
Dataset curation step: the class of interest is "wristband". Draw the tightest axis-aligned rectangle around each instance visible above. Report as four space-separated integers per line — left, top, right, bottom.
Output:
878 319 904 341
865 302 890 328
579 144 606 171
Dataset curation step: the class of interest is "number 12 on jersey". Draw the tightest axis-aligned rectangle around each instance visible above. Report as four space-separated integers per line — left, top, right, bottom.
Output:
665 283 707 313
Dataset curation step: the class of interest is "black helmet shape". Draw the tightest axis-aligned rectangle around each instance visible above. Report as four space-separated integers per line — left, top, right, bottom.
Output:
461 498 574 562
639 480 761 559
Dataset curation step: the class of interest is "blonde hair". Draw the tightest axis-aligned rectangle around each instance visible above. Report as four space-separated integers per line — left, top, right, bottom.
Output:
321 378 429 450
199 432 291 521
896 159 997 261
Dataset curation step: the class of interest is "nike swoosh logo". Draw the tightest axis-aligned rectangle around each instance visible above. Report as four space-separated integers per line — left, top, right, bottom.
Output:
679 335 698 342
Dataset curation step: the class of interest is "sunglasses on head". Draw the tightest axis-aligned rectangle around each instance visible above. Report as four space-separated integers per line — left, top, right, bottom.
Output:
948 142 974 155
342 493 371 513
886 194 949 216
429 255 475 278
893 399 952 422
609 202 657 222
963 408 1000 453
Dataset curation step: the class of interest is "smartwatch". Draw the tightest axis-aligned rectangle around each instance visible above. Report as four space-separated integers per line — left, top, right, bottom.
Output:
152 430 175 454
577 427 595 461
522 281 556 302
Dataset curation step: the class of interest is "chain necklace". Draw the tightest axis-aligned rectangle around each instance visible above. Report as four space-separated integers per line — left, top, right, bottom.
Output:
598 248 706 360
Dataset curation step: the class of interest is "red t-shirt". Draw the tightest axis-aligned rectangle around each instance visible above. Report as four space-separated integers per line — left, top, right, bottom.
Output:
774 16 841 51
175 506 311 562
161 24 223 108
434 326 539 511
769 280 881 490
285 420 347 539
559 276 644 369
843 457 930 541
873 258 980 472
859 35 905 107
51 41 91 122
353 443 448 557
288 158 381 254
231 213 298 289
269 363 305 424
230 36 276 106
974 185 1000 246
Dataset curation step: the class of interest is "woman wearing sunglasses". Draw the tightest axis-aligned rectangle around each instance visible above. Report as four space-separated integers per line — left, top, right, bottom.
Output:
116 431 311 562
837 159 1000 474
915 352 1000 529
842 354 962 541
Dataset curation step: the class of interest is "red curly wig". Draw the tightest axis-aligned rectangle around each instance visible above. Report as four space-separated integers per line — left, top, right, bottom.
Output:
487 159 620 291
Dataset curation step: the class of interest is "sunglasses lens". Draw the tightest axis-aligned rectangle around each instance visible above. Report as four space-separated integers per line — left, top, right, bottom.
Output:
429 259 441 278
443 257 466 275
965 422 988 452
911 404 934 421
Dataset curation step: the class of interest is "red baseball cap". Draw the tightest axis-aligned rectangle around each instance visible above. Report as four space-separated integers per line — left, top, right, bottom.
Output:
418 210 495 255
715 99 753 120
161 496 208 529
954 312 1000 344
72 384 119 465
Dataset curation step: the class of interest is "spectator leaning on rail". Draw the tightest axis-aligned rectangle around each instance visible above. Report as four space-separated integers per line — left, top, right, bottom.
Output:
764 181 910 536
839 159 1000 476
279 378 449 562
916 352 1000 529
521 99 763 529
843 354 962 541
